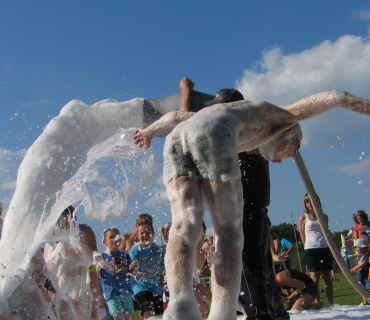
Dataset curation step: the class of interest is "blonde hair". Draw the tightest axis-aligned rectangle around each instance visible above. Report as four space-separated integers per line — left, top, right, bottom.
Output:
136 214 153 226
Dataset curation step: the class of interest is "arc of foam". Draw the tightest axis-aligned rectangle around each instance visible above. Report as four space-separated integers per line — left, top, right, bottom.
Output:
0 91 214 311
293 151 370 302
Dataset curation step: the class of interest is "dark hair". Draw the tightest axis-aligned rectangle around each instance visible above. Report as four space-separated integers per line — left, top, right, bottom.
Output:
61 205 77 220
353 210 369 224
271 230 280 239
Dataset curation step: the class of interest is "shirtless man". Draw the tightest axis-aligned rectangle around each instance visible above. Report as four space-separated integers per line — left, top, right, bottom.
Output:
134 90 370 320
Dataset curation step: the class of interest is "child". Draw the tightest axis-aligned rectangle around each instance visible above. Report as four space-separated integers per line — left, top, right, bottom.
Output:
130 223 165 319
119 214 153 251
351 238 370 305
159 222 171 249
44 207 93 320
99 228 140 320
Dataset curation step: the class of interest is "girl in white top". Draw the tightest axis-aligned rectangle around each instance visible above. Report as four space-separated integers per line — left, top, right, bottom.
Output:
299 194 333 306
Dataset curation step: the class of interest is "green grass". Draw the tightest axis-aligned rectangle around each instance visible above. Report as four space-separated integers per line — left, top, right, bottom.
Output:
133 272 364 319
318 271 364 307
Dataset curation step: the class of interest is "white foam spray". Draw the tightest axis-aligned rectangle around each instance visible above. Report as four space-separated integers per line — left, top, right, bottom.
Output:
0 98 159 312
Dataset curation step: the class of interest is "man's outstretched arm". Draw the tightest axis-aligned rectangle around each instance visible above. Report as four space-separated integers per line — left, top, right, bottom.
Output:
281 90 370 123
134 111 195 148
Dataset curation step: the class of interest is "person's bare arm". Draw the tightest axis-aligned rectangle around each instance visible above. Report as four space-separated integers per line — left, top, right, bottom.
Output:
298 215 306 245
286 244 294 255
353 230 359 240
79 224 98 252
281 91 370 124
179 77 194 111
274 239 281 255
134 111 195 148
276 270 306 307
270 236 288 262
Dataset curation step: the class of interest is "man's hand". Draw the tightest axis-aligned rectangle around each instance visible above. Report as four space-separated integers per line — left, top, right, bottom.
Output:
180 77 194 111
134 129 152 149
180 77 194 94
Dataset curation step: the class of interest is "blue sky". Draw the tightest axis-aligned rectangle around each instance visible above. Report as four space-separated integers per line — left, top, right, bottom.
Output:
1 1 370 251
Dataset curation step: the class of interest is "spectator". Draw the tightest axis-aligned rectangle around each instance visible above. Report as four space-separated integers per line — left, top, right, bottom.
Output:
275 268 325 311
352 210 370 243
298 194 334 306
272 230 294 269
351 238 370 305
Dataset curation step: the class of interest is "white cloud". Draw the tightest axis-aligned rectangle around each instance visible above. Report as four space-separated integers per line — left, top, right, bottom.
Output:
2 64 14 73
236 35 370 147
352 9 370 21
337 157 370 178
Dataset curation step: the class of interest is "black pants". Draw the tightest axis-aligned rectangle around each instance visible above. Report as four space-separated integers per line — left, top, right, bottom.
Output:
239 207 286 319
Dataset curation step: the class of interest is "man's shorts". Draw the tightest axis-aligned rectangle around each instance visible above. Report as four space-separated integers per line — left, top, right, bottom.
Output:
134 291 163 316
163 118 240 184
304 247 332 272
107 293 135 315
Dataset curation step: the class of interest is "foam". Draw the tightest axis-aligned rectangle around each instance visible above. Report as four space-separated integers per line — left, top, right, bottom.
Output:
0 98 159 311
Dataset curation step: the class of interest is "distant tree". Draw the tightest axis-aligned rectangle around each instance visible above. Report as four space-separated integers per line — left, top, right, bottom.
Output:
271 222 300 243
332 230 350 250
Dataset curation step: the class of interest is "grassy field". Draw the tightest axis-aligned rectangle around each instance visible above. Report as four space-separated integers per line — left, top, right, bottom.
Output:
132 271 364 319
318 271 363 307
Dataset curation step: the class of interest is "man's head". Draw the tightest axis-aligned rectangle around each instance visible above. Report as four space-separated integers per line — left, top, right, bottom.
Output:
259 123 302 163
205 88 244 107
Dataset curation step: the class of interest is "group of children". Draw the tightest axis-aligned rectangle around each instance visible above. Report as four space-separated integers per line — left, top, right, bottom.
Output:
97 214 212 320
93 214 166 319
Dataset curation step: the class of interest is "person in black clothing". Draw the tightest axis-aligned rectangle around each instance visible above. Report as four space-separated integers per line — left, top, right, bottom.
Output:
239 151 288 320
275 269 325 311
178 77 288 320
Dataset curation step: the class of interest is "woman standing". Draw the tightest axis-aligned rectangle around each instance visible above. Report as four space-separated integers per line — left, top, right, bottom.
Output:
352 210 370 242
298 194 334 306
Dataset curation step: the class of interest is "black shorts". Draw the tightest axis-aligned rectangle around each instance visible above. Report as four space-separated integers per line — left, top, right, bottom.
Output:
134 291 163 316
302 281 318 298
304 247 332 272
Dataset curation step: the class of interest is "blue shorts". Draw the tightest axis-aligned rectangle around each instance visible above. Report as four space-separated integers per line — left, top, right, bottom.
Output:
304 247 332 272
107 294 135 315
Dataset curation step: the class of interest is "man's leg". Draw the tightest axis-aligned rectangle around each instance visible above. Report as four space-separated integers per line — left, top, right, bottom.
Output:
163 176 205 320
239 207 271 320
201 179 244 320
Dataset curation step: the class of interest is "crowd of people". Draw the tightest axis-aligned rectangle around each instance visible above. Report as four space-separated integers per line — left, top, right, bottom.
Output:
2 77 370 320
